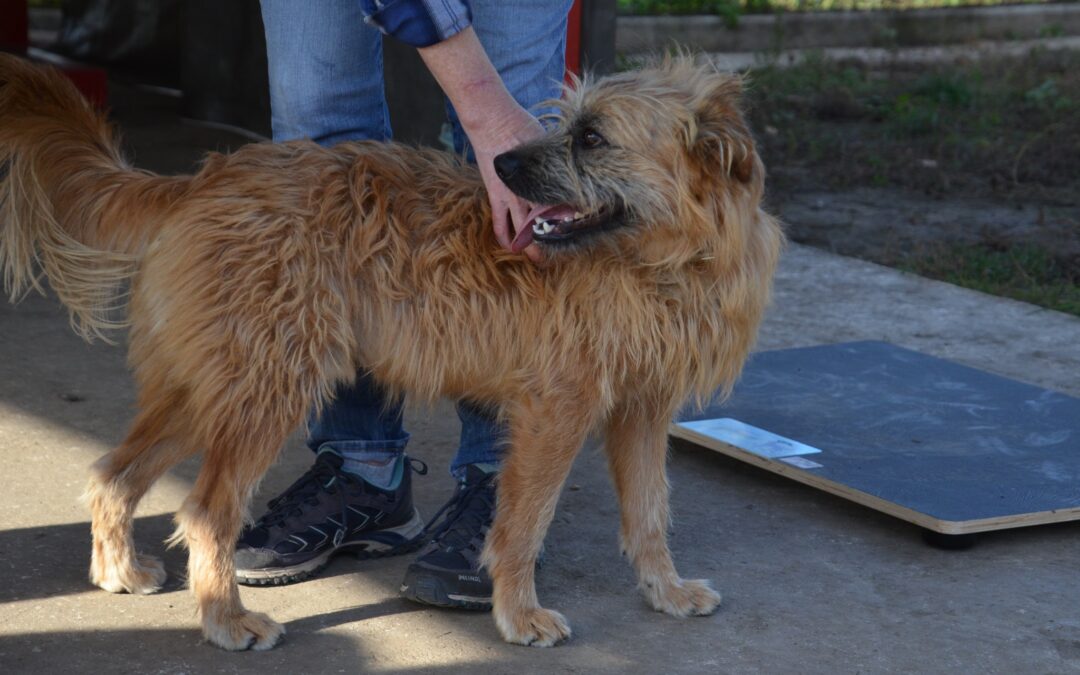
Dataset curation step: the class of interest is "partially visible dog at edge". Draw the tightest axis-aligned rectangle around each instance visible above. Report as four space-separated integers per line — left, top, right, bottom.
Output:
0 52 782 650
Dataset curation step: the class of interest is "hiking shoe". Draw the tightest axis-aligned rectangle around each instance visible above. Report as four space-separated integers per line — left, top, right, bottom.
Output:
235 450 425 586
400 464 497 610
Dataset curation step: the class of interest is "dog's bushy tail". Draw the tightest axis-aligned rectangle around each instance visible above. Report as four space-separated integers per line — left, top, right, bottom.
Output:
0 53 188 340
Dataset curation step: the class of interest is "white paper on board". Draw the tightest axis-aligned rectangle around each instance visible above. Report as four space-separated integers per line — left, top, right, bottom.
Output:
675 418 822 459
778 455 824 469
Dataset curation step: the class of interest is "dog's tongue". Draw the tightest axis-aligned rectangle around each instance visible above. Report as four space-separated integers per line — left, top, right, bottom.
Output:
510 221 535 253
511 204 577 252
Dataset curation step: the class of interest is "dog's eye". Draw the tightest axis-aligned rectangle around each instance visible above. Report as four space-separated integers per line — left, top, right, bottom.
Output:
580 129 606 149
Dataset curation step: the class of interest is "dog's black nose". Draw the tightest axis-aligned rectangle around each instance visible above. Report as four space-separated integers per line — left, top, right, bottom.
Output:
493 151 521 182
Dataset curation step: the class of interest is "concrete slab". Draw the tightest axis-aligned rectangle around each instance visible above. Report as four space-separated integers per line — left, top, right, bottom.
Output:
2 82 1080 674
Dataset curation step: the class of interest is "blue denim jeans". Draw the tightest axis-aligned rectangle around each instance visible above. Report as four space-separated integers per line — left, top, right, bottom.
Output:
260 0 572 478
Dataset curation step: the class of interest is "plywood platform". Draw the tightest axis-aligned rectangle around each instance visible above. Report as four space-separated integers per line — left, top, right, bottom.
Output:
671 341 1080 535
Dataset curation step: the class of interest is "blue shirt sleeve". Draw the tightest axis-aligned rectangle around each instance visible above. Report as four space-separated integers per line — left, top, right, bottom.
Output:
361 0 473 48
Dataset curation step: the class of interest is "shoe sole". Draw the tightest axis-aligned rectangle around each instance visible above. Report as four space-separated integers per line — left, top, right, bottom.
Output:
398 550 543 611
236 509 425 586
399 572 493 611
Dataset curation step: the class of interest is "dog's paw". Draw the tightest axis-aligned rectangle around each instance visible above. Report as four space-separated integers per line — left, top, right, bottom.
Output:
203 610 285 651
645 578 722 618
495 606 572 647
92 553 167 595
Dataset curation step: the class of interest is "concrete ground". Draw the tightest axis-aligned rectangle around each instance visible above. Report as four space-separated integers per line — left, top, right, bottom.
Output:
1 83 1079 675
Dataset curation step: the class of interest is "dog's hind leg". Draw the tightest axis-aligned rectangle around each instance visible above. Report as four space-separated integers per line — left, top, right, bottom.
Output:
483 396 597 647
87 387 195 595
174 415 293 651
604 409 722 618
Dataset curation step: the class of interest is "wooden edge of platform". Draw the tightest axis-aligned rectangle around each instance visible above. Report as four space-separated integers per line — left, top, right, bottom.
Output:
668 424 1080 536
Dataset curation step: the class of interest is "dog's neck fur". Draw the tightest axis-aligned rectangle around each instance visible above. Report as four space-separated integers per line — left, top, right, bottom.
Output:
324 141 777 418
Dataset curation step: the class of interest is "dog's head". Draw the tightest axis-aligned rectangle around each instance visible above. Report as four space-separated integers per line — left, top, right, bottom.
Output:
496 56 767 265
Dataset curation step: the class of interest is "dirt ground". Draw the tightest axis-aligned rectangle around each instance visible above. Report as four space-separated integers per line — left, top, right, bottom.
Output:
746 47 1080 312
770 183 1078 267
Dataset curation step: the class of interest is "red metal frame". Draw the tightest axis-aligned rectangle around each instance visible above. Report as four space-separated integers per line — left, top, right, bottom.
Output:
1 0 107 107
0 0 29 52
50 60 109 107
565 0 582 80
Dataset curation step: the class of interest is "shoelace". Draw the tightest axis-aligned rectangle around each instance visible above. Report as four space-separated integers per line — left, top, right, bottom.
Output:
420 472 496 552
259 455 358 541
259 455 429 547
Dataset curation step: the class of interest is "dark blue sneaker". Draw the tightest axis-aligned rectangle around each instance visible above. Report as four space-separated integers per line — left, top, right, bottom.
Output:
400 464 497 610
235 450 425 586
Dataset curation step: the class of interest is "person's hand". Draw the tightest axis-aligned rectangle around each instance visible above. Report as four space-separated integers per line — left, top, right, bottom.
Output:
416 27 547 263
467 104 545 263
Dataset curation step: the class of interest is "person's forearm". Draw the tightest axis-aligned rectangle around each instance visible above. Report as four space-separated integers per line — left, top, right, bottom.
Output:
417 27 520 141
417 25 545 258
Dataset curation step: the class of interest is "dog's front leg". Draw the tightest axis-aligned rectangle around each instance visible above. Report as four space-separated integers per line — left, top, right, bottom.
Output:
604 410 722 618
482 397 594 647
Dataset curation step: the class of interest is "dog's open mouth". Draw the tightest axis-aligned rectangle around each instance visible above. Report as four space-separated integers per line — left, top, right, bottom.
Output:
511 204 614 252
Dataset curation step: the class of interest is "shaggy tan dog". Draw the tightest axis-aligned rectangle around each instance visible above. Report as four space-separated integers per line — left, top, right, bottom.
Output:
0 53 782 650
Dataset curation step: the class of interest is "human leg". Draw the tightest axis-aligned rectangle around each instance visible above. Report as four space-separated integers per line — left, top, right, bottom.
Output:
261 0 391 144
442 0 571 475
401 401 505 609
402 0 574 610
237 2 422 586
440 0 573 478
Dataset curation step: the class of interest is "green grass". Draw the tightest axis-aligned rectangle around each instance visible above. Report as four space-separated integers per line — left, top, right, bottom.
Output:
905 245 1080 316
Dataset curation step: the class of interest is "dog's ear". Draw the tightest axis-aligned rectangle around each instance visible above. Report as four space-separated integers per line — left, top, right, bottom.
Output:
686 73 757 184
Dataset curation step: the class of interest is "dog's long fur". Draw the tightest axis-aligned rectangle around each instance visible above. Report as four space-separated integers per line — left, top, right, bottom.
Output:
0 53 782 650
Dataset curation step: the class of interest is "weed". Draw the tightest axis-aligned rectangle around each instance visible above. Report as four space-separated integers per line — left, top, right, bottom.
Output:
905 244 1080 316
887 93 940 136
913 73 977 107
1024 79 1072 111
1038 23 1065 39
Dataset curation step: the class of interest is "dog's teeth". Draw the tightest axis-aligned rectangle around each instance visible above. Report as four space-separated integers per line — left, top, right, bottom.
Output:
544 221 556 233
562 216 573 223
532 222 544 235
573 211 584 219
534 216 544 225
